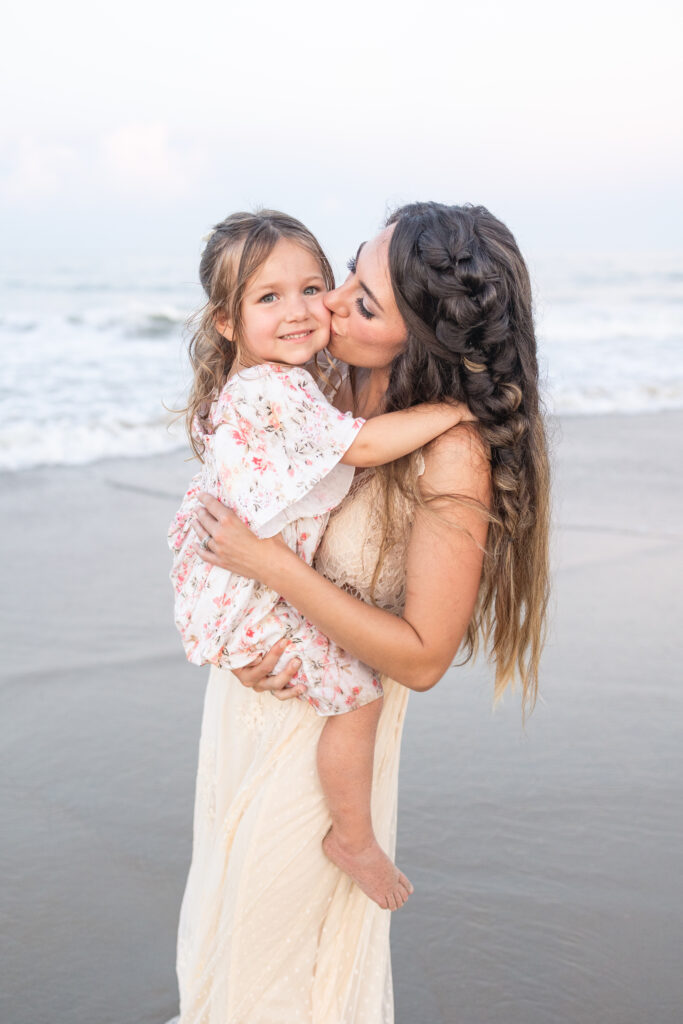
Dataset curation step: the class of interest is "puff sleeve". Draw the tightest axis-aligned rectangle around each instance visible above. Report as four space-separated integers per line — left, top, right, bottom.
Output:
210 364 364 538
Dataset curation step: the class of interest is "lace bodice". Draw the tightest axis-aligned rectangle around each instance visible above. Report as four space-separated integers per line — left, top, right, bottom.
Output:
314 453 425 616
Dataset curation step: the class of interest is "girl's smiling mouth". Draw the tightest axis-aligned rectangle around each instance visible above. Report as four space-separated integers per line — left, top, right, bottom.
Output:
279 329 315 341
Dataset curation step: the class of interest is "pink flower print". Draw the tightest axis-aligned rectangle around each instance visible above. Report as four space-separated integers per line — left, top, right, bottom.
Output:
212 595 232 609
268 402 282 431
245 627 255 639
231 415 254 447
252 455 275 474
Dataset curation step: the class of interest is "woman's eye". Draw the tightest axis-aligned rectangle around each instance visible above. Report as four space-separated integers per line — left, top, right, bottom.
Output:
346 257 357 274
303 285 319 296
355 297 375 321
259 293 277 304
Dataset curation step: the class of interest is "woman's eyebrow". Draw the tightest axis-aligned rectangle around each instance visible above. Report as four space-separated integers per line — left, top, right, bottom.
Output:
355 242 384 312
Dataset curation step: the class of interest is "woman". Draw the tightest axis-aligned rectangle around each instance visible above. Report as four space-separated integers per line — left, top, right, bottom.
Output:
168 202 550 1024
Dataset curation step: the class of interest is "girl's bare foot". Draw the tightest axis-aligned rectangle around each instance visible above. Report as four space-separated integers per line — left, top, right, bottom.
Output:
322 826 414 910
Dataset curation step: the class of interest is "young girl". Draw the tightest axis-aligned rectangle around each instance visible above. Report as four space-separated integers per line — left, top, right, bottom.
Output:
169 210 471 910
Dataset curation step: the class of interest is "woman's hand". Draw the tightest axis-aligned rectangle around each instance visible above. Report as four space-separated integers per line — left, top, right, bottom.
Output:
192 492 286 583
192 496 304 700
232 638 306 701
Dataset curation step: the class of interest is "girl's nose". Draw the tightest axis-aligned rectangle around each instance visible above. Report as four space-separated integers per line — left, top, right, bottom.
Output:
284 294 308 320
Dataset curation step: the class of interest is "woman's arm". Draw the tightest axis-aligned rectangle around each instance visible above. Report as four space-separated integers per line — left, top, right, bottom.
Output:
342 401 475 468
195 425 491 692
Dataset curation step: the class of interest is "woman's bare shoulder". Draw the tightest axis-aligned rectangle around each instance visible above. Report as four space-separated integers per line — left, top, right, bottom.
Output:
420 423 491 505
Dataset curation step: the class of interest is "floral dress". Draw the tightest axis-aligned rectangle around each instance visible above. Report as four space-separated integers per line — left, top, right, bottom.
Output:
168 362 383 716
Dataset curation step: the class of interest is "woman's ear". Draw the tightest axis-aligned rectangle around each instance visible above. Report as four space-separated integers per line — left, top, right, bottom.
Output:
214 310 234 340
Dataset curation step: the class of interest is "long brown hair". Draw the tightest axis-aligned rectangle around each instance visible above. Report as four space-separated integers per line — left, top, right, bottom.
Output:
382 202 551 714
184 209 334 458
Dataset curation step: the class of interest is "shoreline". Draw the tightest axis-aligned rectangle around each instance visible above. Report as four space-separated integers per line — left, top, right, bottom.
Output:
3 403 683 479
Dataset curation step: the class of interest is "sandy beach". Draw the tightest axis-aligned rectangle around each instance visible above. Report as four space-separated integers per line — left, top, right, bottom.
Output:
1 410 681 1024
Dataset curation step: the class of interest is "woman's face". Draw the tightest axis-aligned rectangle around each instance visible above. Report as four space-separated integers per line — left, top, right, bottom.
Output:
324 225 407 371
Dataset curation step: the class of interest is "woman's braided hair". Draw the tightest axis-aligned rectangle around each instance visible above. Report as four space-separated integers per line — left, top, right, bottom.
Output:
383 202 551 713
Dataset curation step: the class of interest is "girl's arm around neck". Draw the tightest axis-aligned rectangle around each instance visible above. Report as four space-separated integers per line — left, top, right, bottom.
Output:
340 401 474 468
266 426 491 690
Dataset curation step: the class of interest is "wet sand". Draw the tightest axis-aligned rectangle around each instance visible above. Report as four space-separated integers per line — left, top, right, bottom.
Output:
1 411 682 1024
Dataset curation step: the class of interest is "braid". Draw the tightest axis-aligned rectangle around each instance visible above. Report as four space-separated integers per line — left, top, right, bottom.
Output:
384 202 551 714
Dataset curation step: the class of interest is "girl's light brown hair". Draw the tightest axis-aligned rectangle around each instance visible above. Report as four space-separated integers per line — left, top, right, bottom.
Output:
184 209 334 458
372 202 551 717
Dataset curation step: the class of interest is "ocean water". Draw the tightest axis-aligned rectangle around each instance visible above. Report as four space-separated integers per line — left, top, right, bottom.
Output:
531 253 683 415
1 251 682 470
0 257 199 471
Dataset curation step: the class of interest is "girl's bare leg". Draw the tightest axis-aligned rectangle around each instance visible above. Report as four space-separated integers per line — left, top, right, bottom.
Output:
318 698 414 910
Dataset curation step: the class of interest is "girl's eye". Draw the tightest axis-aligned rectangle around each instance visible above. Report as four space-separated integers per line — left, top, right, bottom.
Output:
355 297 375 321
346 257 357 274
303 285 319 296
259 293 277 304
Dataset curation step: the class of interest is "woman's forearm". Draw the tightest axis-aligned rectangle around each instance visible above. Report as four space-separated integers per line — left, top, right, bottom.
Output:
265 544 445 690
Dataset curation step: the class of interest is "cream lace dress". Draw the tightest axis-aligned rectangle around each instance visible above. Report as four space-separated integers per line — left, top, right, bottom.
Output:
167 458 422 1024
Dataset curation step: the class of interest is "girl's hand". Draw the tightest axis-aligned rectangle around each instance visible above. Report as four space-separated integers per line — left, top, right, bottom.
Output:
233 638 306 700
192 492 286 582
446 400 478 424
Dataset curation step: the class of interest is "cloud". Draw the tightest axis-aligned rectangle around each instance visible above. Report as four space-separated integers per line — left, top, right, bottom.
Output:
0 137 79 200
0 124 209 207
100 123 206 199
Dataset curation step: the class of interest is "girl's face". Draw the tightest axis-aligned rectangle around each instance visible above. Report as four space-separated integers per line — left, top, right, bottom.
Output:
221 238 331 368
325 226 407 371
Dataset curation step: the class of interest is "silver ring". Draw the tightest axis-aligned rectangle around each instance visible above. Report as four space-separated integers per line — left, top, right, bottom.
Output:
200 535 211 550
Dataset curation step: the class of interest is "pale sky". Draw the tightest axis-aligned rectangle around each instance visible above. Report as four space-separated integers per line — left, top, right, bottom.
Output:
2 0 682 269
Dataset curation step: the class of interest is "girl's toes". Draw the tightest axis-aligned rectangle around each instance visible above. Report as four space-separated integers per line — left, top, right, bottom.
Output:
398 880 411 902
398 872 413 894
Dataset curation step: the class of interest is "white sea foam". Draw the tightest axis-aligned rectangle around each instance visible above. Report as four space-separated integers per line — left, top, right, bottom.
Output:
1 252 682 470
533 253 683 416
0 260 199 470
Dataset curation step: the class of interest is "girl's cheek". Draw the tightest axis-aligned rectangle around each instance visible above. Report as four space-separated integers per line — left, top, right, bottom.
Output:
312 293 331 325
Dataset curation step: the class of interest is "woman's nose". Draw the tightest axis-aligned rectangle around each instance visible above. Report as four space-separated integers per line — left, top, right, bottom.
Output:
324 282 349 317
